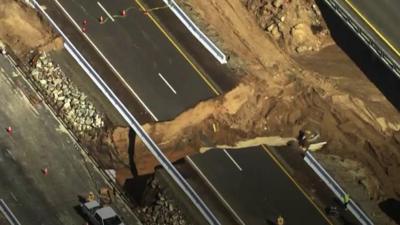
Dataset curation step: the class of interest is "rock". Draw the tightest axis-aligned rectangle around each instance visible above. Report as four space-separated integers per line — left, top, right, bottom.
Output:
80 94 87 101
62 101 71 111
94 115 103 128
271 26 281 40
85 117 93 125
31 69 40 80
57 96 65 101
273 0 284 8
36 60 42 69
66 109 76 120
168 203 174 211
53 78 62 86
296 45 308 53
267 24 275 32
291 23 309 43
39 79 47 86
312 4 321 16
88 109 95 117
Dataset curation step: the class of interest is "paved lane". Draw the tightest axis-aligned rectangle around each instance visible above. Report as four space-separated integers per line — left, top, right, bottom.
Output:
0 55 140 225
188 147 332 225
341 0 400 58
39 0 218 121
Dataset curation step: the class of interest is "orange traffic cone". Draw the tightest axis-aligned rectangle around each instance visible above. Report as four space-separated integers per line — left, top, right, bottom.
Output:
6 126 12 135
99 16 104 23
42 167 49 176
82 26 87 33
82 19 88 26
121 9 126 16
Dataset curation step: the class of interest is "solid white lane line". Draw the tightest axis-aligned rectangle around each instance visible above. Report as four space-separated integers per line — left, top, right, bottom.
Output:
54 0 159 121
97 2 115 22
223 149 242 171
158 73 177 94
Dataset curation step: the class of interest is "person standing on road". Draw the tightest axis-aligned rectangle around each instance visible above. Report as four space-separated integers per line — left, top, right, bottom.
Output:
342 193 350 210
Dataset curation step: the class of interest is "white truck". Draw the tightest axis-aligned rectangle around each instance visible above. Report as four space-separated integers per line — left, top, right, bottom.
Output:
81 200 125 225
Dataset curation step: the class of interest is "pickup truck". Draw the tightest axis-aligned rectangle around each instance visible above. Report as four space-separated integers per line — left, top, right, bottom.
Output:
81 200 124 225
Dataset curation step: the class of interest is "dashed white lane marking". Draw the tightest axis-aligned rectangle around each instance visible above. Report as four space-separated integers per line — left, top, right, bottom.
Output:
54 0 159 121
10 193 18 202
97 2 115 22
158 73 177 94
223 149 242 171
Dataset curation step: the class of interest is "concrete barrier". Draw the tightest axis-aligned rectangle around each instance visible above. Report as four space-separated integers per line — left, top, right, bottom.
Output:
304 151 374 225
163 0 227 64
30 1 220 224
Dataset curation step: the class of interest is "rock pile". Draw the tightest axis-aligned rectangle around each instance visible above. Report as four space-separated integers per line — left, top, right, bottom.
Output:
243 0 330 54
137 178 190 225
29 52 104 137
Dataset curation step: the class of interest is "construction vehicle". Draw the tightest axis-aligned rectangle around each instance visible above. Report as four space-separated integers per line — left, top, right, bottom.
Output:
80 200 124 225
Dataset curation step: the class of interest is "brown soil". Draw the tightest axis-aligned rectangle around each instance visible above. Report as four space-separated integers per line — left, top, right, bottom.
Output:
0 0 61 59
2 0 399 223
130 0 400 223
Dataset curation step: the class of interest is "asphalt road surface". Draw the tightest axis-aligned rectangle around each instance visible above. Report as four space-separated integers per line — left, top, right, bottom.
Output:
38 0 219 121
0 55 139 225
188 146 332 225
339 0 400 59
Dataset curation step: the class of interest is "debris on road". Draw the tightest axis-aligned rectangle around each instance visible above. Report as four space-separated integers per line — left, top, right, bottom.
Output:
136 177 190 225
29 52 105 138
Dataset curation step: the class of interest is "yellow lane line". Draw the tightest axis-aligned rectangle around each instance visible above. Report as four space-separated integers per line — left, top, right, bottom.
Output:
343 0 400 57
133 0 221 95
261 145 333 225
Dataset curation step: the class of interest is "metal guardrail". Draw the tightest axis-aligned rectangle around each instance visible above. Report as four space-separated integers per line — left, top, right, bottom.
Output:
30 1 220 224
322 0 400 79
0 199 22 225
304 151 374 225
163 0 227 64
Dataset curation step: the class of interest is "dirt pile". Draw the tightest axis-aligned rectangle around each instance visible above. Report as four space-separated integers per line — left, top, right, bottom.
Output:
134 69 400 200
242 0 332 54
0 0 61 59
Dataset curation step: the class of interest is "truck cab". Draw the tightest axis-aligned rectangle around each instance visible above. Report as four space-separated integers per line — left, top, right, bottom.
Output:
81 201 124 225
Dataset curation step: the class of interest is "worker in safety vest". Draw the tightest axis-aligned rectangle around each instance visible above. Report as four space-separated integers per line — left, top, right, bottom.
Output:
87 192 96 202
342 193 350 210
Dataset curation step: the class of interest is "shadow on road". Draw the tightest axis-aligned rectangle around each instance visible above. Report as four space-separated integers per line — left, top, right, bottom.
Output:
316 0 400 110
379 198 400 224
123 128 153 204
128 128 138 177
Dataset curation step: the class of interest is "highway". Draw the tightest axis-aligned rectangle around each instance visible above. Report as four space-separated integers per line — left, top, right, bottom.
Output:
325 0 400 78
0 55 140 225
38 0 220 121
35 0 347 224
187 147 333 225
343 0 400 56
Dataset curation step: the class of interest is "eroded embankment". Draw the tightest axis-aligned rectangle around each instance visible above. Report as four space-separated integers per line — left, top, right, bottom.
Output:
131 0 400 224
